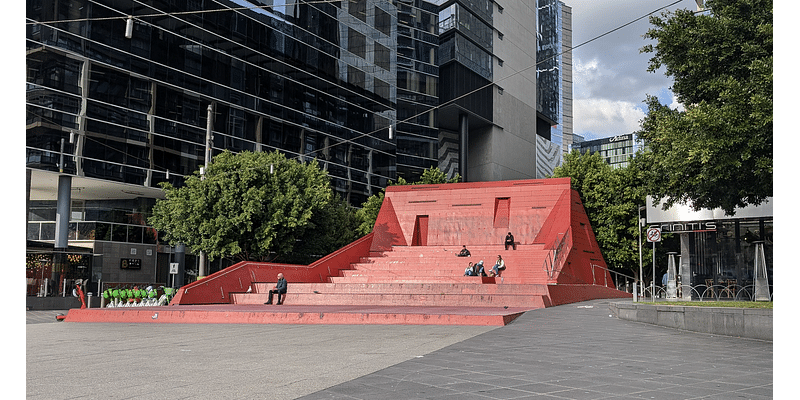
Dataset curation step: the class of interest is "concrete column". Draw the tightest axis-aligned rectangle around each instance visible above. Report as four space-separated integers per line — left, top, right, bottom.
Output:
174 243 186 288
54 175 72 249
53 175 72 294
459 114 469 182
26 169 31 225
680 233 692 300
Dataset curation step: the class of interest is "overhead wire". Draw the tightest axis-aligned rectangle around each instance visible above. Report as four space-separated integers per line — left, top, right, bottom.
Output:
325 0 684 158
25 0 686 184
26 0 348 25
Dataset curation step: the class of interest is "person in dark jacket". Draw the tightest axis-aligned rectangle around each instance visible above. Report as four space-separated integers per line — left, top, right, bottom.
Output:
504 232 516 250
456 245 471 257
265 273 287 305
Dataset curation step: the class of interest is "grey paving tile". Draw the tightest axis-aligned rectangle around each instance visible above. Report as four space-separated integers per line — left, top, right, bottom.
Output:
508 382 573 394
695 394 770 400
439 379 498 393
736 384 773 398
587 383 649 396
474 386 540 399
26 299 774 400
627 389 696 400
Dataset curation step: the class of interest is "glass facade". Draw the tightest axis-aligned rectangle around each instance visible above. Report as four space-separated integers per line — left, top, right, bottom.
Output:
536 0 561 127
26 0 398 208
393 0 440 182
438 2 492 81
25 0 401 295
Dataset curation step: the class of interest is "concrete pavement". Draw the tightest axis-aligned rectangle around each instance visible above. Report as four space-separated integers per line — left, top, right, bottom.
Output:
25 300 775 399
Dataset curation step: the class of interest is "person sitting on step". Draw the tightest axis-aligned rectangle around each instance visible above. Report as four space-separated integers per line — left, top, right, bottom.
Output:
505 232 516 250
476 260 487 277
491 255 506 277
264 273 287 305
464 262 477 276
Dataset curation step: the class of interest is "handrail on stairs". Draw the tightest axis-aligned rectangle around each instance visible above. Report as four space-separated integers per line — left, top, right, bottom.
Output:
542 227 572 280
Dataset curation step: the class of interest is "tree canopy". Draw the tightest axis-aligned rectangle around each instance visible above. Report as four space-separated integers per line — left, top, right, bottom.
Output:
637 0 772 214
149 150 348 262
552 151 651 281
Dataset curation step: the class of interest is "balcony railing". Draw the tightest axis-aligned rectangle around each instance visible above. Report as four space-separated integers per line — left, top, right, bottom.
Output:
27 220 157 244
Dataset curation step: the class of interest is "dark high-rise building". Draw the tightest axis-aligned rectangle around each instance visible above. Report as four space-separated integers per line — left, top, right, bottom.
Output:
26 0 399 289
435 0 569 181
392 0 440 182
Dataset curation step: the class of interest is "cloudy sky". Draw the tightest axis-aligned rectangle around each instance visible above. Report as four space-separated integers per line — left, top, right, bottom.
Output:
565 0 700 141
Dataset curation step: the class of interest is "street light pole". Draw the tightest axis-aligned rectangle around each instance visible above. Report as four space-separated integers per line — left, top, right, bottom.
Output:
198 104 213 279
638 205 646 298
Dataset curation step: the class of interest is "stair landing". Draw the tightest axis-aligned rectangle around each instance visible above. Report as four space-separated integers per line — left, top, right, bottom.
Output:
61 304 527 326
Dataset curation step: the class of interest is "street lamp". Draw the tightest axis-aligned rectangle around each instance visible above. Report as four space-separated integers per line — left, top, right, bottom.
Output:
198 104 213 279
638 205 646 298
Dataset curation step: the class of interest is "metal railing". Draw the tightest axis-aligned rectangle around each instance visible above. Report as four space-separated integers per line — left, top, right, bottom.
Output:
542 227 571 279
641 283 774 302
589 263 637 289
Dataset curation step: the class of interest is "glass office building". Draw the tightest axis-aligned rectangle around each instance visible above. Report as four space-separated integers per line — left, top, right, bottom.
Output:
26 0 399 293
537 0 572 155
571 133 636 169
393 0 440 182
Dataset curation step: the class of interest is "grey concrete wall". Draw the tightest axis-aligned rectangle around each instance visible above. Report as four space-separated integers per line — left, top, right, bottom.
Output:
492 1 537 107
467 92 539 182
610 302 772 341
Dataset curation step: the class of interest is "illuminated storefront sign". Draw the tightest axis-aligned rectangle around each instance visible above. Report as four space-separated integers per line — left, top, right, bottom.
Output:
650 221 716 234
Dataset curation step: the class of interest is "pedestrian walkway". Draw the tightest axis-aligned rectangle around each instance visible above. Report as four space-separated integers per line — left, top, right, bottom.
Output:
26 299 774 399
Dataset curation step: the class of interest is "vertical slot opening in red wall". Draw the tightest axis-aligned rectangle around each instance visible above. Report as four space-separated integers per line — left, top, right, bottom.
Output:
412 215 429 246
494 198 510 228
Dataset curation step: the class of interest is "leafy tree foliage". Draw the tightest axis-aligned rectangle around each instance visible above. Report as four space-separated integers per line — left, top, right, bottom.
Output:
356 191 384 236
356 167 460 235
282 194 363 264
149 150 338 262
552 151 651 281
637 0 772 214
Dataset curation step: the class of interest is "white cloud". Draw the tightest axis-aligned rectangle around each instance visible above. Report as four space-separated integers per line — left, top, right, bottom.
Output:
565 0 699 139
667 93 685 112
573 98 645 140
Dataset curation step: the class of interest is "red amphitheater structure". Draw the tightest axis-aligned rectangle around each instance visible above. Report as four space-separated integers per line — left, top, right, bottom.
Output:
64 178 630 326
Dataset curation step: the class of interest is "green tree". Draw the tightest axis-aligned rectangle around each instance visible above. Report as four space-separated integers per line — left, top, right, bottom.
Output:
552 151 650 281
637 0 772 214
356 167 460 235
149 150 335 262
355 191 384 236
284 194 363 264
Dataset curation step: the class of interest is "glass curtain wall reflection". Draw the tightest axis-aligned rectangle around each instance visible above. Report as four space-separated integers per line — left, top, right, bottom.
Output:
536 0 561 133
393 0 440 181
26 0 398 207
26 0 400 288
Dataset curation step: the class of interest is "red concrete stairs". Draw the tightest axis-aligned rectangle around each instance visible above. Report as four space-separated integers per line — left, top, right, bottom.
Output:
224 245 556 325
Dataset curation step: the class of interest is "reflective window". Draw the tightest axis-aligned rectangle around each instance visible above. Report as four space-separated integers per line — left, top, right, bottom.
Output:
349 0 367 22
374 42 391 71
348 28 367 58
375 6 393 36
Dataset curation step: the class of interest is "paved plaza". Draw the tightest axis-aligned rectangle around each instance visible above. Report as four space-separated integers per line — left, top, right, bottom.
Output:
25 300 777 399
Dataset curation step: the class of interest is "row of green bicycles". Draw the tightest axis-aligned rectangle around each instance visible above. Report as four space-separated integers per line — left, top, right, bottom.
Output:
102 286 176 307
